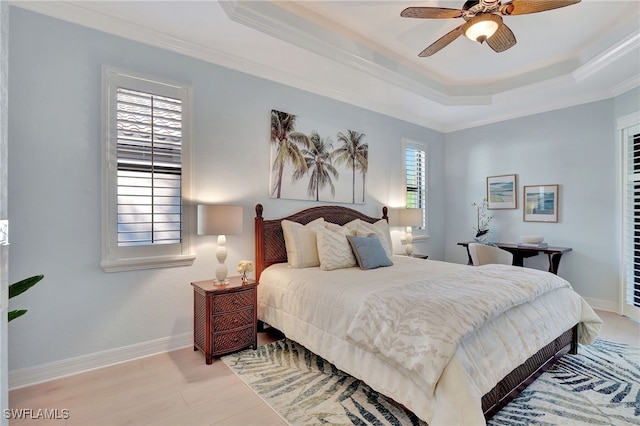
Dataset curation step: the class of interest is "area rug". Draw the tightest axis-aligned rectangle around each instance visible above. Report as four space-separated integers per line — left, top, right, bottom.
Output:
222 339 639 425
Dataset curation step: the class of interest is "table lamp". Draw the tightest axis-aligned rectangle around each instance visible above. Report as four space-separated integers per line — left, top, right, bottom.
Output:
397 208 423 256
197 205 243 284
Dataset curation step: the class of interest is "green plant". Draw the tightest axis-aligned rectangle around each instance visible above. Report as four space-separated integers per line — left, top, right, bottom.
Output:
8 274 43 322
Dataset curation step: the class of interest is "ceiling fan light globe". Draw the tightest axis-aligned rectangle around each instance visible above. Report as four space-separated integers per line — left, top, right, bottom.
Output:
465 19 499 42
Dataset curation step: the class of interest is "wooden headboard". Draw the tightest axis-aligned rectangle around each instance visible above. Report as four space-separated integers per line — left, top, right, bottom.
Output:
254 203 388 281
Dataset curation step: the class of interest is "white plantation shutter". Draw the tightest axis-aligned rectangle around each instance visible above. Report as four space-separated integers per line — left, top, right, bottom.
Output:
102 67 194 272
623 120 640 316
404 142 427 231
116 88 183 246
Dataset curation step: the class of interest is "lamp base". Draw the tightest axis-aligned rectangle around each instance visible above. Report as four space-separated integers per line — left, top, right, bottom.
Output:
215 236 229 285
404 228 414 256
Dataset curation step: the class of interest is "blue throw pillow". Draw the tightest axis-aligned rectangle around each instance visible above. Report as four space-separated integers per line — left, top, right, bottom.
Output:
347 234 393 270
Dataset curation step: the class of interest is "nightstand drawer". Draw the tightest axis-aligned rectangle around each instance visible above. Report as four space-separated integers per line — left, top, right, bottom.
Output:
213 308 254 332
213 289 255 312
212 326 255 354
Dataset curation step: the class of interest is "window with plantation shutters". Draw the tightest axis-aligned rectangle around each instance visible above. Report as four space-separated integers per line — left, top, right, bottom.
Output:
101 67 194 272
403 140 428 235
622 114 640 320
116 88 182 246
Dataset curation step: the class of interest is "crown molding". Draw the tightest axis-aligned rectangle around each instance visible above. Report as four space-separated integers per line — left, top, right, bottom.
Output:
10 1 638 134
573 32 640 83
218 0 493 107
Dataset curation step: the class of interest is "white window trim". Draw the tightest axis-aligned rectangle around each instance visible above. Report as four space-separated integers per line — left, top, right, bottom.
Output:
619 111 640 320
401 138 429 240
101 66 195 272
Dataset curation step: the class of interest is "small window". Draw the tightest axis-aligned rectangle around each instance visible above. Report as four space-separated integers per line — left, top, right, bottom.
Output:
402 139 428 237
101 67 195 271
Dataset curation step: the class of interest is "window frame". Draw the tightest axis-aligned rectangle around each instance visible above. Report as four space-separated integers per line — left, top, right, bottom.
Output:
101 66 195 272
620 111 640 321
401 138 429 239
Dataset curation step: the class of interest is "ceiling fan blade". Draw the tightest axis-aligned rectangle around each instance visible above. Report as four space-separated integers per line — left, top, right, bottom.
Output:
401 7 464 19
486 23 517 52
419 26 464 57
501 0 581 16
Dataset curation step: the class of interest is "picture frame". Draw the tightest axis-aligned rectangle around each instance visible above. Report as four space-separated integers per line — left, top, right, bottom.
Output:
486 174 517 209
523 184 559 222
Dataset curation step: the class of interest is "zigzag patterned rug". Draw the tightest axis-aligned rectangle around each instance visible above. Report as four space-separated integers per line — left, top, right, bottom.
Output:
223 339 639 425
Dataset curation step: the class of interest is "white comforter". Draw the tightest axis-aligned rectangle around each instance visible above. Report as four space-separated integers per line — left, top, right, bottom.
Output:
257 256 603 425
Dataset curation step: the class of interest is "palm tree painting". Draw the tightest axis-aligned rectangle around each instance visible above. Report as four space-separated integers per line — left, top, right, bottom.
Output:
269 109 368 204
296 131 339 201
335 130 368 204
270 110 310 199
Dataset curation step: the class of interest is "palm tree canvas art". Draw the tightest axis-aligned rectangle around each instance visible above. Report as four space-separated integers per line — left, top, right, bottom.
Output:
269 109 368 204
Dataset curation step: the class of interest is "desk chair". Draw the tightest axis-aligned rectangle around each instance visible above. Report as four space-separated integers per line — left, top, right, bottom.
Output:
468 242 514 266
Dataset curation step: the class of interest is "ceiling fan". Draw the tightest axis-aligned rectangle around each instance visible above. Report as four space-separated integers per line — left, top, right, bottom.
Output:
401 0 581 56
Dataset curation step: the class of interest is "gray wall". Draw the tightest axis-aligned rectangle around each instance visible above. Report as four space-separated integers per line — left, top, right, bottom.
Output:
7 7 445 373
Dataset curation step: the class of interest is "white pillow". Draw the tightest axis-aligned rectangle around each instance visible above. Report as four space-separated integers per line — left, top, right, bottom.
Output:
281 218 325 268
357 219 393 258
325 219 360 235
316 227 357 271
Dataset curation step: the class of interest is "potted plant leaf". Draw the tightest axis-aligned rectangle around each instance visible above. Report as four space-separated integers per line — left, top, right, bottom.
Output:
8 274 43 322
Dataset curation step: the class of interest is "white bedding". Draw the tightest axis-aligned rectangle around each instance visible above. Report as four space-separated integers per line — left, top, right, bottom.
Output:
257 256 603 425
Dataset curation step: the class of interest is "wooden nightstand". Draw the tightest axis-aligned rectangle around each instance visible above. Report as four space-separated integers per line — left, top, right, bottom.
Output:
191 276 258 364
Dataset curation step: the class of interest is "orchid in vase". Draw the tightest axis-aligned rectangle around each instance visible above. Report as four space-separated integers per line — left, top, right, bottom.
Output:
472 198 493 241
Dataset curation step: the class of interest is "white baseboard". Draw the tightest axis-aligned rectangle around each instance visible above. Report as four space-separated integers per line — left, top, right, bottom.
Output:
584 297 621 315
9 332 192 390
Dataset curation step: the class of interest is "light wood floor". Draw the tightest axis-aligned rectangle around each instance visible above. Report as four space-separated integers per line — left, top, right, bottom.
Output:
8 310 639 426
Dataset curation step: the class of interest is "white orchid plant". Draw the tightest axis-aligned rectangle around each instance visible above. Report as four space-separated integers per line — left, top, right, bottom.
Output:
472 198 493 238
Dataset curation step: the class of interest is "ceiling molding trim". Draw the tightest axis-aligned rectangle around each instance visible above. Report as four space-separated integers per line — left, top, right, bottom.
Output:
444 72 621 132
218 0 493 107
573 31 640 83
444 87 619 133
611 74 640 97
10 1 445 130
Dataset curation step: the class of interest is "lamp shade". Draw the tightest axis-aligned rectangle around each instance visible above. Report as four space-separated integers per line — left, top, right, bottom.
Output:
197 205 243 235
397 208 423 227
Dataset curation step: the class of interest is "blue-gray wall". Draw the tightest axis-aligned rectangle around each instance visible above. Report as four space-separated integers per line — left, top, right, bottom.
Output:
444 94 639 307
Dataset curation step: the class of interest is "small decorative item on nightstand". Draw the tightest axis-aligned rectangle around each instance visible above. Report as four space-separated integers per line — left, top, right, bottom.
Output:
191 276 258 364
237 260 254 284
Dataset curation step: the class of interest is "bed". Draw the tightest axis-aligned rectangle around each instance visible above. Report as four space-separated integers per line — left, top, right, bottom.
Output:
253 203 602 425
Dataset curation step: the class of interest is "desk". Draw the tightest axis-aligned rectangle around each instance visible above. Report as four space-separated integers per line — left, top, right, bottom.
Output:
457 242 572 275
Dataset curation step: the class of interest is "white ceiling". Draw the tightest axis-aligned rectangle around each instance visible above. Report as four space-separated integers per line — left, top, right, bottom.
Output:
11 0 640 132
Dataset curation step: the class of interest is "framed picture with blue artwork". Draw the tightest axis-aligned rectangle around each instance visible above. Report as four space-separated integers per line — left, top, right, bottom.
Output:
486 174 517 209
523 184 559 222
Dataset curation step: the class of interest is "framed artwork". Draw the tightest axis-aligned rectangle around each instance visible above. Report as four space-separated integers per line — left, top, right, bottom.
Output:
523 184 559 222
269 109 368 204
486 174 517 209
